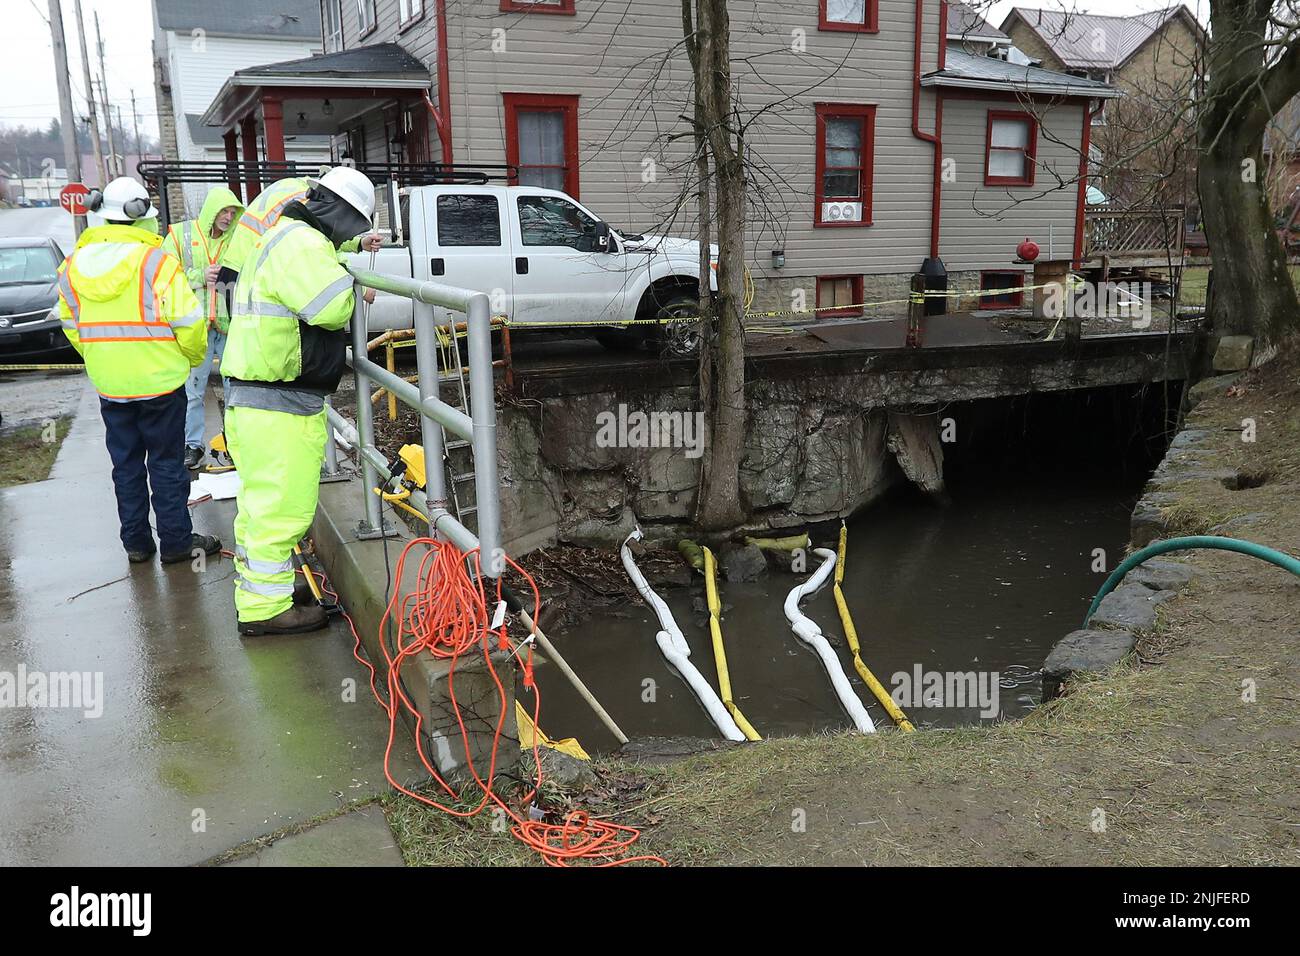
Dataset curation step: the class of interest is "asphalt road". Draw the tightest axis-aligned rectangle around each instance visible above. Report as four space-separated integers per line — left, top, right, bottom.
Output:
0 205 77 250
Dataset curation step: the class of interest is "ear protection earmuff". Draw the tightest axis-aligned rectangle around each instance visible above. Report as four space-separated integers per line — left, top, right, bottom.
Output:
83 189 151 219
122 195 151 219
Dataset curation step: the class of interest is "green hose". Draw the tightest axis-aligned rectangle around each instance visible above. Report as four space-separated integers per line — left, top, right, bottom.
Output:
1084 535 1300 627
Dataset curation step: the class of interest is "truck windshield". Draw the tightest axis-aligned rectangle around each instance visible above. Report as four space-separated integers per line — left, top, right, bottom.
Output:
0 245 59 285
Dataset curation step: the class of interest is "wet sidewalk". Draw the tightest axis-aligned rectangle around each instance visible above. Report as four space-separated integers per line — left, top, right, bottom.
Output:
0 381 420 866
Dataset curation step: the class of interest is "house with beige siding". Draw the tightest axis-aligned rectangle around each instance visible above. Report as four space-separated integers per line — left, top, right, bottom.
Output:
200 1 1118 316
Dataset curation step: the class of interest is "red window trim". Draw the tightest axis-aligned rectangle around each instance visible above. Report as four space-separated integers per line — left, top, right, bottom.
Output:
503 92 581 198
984 110 1038 187
814 103 875 228
500 0 576 14
979 270 1027 309
818 0 879 32
397 0 427 33
816 275 865 318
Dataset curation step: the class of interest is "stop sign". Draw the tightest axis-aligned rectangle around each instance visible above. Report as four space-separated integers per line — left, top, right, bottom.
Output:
60 183 90 216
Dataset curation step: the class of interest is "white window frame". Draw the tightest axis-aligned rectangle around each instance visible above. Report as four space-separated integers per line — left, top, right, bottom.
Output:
356 0 377 35
322 0 344 53
399 0 423 25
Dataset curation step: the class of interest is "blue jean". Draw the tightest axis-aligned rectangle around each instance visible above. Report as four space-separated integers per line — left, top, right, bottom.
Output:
100 387 193 555
184 327 226 449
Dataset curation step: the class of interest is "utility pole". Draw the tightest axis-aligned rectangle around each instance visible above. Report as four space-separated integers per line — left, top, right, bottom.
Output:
73 0 105 186
130 89 142 161
95 11 118 178
47 0 86 236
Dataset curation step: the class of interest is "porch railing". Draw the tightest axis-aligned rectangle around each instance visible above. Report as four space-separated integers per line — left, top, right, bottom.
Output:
1083 206 1186 264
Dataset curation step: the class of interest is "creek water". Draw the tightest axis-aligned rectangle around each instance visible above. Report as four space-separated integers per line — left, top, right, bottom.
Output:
517 386 1176 752
520 472 1147 752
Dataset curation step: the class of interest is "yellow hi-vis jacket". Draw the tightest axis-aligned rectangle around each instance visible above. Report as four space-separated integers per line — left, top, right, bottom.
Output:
219 176 364 275
57 223 206 401
162 185 243 333
221 217 356 394
219 177 310 275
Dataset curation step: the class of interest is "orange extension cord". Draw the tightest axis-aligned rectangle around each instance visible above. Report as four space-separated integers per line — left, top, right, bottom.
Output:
310 537 665 867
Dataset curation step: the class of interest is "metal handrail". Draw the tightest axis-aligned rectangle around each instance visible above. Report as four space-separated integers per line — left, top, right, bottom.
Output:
325 267 500 576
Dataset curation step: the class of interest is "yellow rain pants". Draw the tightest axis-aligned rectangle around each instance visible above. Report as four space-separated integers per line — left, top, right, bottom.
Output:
225 404 326 622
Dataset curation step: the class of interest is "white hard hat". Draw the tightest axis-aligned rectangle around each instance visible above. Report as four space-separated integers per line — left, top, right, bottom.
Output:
310 166 375 220
91 176 157 222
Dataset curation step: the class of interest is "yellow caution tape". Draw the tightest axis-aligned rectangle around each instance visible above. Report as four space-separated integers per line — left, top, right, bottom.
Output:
833 523 916 732
0 364 84 371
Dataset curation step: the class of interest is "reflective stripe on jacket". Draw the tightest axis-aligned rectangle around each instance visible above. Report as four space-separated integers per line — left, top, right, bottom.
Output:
221 217 356 395
219 178 310 274
57 223 206 401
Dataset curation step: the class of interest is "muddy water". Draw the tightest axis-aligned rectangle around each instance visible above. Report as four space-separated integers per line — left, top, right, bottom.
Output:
520 472 1144 753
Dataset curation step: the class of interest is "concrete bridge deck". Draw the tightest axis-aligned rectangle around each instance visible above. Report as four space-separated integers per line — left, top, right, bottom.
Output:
506 314 1204 400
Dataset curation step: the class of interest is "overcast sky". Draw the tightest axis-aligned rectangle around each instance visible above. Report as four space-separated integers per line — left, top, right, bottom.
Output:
3 0 1212 141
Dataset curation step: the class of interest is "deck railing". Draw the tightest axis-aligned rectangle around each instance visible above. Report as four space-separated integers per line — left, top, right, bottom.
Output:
1083 206 1186 264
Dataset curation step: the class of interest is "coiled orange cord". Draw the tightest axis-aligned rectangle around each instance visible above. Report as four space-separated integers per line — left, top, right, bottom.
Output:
316 537 665 867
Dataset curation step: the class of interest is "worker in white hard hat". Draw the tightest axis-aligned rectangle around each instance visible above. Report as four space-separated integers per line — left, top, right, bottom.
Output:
55 176 222 564
220 166 378 636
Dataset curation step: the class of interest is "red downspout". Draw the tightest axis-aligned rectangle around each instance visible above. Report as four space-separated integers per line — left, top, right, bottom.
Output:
424 0 454 164
1073 101 1103 264
914 0 944 259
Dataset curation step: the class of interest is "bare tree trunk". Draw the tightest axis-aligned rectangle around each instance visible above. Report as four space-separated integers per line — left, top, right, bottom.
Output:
689 0 747 530
1199 0 1300 349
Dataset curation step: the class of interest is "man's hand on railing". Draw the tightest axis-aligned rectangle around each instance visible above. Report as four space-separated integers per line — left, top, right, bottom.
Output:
360 234 382 253
362 288 376 306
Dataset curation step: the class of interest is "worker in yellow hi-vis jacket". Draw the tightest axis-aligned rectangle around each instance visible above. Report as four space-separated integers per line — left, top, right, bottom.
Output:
221 167 378 636
162 185 243 469
56 177 222 565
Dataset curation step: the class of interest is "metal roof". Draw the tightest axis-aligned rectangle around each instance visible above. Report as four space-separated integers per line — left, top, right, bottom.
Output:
923 49 1122 98
947 3 1010 42
999 6 1196 69
153 0 320 39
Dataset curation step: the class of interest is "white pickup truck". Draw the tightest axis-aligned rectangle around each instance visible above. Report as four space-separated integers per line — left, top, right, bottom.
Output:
352 183 716 353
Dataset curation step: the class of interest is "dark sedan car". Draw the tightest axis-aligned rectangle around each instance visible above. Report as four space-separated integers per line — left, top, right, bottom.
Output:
0 236 79 362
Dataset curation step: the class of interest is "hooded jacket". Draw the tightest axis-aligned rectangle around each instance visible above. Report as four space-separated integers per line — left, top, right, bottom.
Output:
162 186 244 332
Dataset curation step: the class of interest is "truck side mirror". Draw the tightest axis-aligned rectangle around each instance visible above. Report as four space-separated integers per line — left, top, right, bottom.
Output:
593 221 612 253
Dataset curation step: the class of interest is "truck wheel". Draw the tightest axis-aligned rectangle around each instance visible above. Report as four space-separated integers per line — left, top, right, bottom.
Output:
652 293 702 357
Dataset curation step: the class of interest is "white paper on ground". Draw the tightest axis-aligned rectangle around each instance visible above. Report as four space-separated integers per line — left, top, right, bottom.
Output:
189 470 242 503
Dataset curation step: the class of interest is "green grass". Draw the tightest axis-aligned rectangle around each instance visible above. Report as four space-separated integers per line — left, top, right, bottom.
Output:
1179 264 1300 308
0 416 71 487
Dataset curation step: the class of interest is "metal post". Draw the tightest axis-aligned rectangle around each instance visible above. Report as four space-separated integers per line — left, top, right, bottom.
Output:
465 292 500 576
412 301 448 524
350 301 392 538
906 274 925 348
320 396 349 483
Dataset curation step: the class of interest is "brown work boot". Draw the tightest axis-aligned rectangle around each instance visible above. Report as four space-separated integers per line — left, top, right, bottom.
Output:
238 603 328 637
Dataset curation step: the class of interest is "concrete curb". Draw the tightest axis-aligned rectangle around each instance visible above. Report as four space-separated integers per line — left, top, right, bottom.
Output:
311 473 519 781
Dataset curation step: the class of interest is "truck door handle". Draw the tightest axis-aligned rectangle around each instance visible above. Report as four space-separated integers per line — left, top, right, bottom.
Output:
515 257 529 275
430 257 445 276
